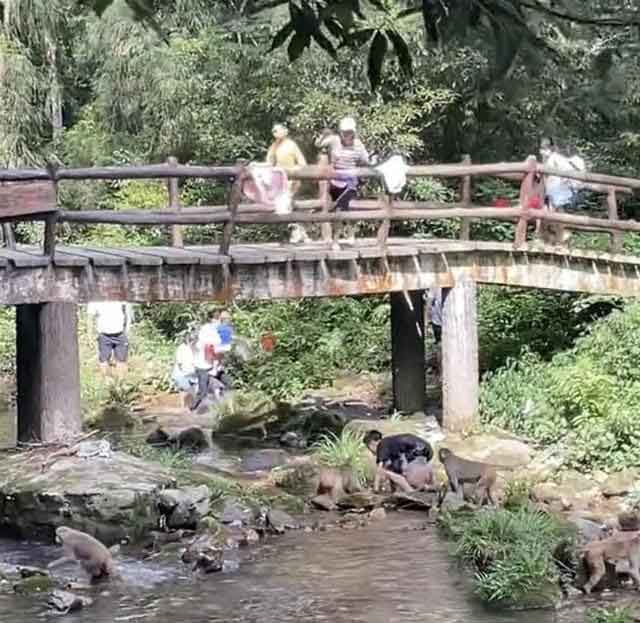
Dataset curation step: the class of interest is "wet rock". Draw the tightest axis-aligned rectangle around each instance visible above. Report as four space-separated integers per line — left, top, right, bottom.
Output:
271 460 321 498
48 589 93 613
559 471 600 498
212 392 278 437
13 575 55 594
193 552 224 574
566 514 607 545
158 485 210 529
532 483 574 509
618 510 640 531
239 529 260 546
220 500 255 526
17 566 48 579
267 509 300 534
385 491 437 512
0 450 176 541
439 492 475 513
336 492 383 511
369 508 387 521
239 449 289 473
602 470 640 498
181 532 225 566
279 431 307 449
311 494 336 511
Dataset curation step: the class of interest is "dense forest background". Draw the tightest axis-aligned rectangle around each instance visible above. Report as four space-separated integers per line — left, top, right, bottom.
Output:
3 0 640 467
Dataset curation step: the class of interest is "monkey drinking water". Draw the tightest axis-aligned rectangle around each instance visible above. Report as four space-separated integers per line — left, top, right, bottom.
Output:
438 447 497 505
48 527 116 581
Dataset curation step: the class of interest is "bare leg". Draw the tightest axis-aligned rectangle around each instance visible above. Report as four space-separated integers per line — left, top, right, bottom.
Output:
373 463 386 493
383 470 414 493
584 558 605 594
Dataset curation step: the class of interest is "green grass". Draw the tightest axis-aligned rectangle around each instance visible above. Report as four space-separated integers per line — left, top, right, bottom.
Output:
312 429 373 486
587 607 634 623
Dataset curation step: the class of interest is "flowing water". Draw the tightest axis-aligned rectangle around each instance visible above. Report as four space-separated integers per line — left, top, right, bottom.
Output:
0 514 573 623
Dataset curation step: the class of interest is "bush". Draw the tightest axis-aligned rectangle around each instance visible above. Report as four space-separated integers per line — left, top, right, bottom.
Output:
587 607 634 623
481 303 640 471
440 507 575 608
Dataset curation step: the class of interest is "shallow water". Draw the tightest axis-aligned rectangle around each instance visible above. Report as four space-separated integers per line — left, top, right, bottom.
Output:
0 514 566 623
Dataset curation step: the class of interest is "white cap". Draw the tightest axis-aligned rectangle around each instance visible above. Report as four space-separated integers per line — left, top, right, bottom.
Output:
339 117 356 133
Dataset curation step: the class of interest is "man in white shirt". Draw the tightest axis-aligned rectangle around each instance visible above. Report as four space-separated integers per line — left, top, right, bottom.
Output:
191 311 222 412
87 300 133 374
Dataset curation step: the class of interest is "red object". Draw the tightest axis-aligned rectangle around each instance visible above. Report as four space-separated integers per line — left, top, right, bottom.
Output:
528 195 542 210
493 197 511 208
261 332 276 352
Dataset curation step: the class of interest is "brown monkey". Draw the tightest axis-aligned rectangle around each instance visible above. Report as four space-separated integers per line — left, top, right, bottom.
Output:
316 466 360 501
48 527 116 580
583 531 640 594
438 447 497 505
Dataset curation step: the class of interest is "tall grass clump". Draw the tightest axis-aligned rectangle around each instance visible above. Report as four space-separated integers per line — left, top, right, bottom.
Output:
312 429 372 486
439 507 576 608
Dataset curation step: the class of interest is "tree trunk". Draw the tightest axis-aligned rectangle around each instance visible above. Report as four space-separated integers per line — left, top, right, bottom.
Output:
390 290 426 413
441 277 479 431
16 303 81 443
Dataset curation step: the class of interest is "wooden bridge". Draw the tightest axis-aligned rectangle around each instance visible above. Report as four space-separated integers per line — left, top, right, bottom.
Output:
2 155 640 444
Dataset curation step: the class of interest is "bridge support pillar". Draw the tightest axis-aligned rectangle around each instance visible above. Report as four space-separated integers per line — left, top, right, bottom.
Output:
390 290 425 413
442 276 478 432
16 303 82 443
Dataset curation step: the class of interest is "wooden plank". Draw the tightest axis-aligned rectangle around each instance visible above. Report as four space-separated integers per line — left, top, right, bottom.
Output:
57 246 126 267
0 248 49 268
357 247 384 259
0 181 56 217
293 248 330 261
167 156 183 248
126 247 204 265
459 155 472 240
385 245 419 257
327 248 359 261
81 246 163 266
220 171 244 255
187 246 231 264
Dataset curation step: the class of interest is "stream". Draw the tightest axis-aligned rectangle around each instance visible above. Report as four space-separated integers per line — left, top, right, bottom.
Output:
0 513 570 623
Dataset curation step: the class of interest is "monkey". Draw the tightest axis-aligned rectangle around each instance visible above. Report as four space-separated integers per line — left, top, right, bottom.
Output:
145 426 208 452
438 447 497 506
363 430 433 493
316 466 360 501
48 527 116 581
582 531 640 594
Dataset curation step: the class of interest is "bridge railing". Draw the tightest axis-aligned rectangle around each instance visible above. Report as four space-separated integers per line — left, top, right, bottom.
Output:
0 156 638 258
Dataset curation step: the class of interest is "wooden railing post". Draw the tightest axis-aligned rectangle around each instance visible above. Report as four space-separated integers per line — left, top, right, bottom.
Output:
515 155 538 247
317 152 332 242
377 190 392 247
607 188 622 253
44 162 59 259
220 165 245 255
459 154 472 240
167 156 183 248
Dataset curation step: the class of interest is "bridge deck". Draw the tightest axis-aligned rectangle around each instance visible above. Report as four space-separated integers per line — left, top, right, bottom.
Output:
0 238 639 304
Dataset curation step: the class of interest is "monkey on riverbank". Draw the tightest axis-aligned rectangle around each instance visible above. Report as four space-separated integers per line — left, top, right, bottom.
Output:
48 527 116 581
438 447 497 505
316 466 360 502
582 531 640 594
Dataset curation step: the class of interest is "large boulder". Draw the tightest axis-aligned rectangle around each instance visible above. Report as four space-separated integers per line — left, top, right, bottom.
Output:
157 485 210 529
443 434 532 467
602 470 640 498
0 449 179 543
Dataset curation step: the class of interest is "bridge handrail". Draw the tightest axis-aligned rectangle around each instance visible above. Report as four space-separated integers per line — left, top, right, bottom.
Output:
0 155 638 258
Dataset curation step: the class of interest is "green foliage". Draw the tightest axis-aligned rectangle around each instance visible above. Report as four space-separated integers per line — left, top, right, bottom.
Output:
312 429 371 485
0 308 16 376
117 434 193 471
442 507 575 608
502 479 532 511
587 607 634 623
481 303 640 470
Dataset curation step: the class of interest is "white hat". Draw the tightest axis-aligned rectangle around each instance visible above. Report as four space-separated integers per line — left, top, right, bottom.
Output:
339 117 357 133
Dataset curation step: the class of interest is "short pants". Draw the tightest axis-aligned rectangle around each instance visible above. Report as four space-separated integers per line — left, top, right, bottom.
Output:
98 332 129 363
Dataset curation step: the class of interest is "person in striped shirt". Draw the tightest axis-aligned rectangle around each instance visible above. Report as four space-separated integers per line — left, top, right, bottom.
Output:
315 117 369 245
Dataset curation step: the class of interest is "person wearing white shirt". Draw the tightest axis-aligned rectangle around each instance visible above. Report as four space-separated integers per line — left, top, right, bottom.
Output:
172 330 198 394
191 311 222 412
87 300 133 374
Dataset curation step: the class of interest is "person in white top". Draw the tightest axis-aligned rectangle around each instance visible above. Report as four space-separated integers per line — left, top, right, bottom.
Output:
87 301 134 374
191 310 222 412
172 330 198 393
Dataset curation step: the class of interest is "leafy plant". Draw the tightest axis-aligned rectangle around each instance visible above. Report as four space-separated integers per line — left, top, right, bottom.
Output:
587 607 634 623
502 479 532 511
312 429 372 485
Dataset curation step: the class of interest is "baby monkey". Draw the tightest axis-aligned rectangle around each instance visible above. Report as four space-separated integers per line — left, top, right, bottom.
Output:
48 526 116 580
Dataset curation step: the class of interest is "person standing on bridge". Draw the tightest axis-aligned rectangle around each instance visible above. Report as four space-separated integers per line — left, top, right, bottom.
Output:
267 123 310 245
315 117 369 248
87 301 134 376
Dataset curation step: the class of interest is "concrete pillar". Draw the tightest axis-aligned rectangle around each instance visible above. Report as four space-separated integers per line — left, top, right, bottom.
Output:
442 276 479 431
390 290 425 413
16 303 82 443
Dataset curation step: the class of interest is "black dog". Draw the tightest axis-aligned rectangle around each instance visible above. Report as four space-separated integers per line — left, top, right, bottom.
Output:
364 430 433 474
